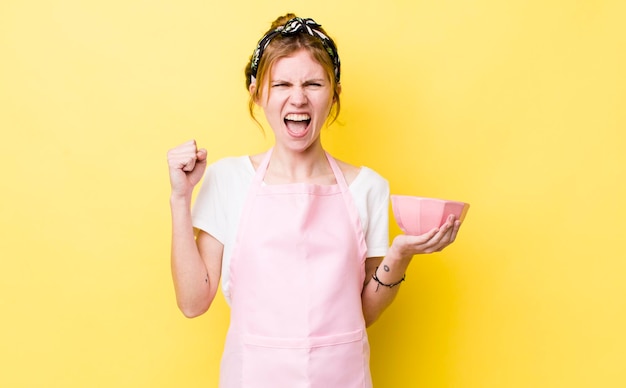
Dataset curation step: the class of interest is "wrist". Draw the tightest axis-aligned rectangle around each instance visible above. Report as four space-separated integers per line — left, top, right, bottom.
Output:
170 193 192 209
386 242 414 264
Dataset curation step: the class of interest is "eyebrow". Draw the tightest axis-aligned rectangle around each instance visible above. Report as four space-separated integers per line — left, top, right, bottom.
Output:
272 77 327 82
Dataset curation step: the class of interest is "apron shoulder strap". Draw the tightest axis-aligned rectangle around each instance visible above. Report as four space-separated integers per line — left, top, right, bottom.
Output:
325 152 350 192
253 148 274 184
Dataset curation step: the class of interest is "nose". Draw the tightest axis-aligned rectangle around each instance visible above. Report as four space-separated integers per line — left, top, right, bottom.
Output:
289 87 308 106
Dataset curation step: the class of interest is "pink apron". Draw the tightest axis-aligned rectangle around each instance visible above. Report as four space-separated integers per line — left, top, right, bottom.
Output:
219 148 372 388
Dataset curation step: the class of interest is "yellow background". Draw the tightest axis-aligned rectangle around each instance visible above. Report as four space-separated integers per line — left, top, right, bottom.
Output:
1 0 625 387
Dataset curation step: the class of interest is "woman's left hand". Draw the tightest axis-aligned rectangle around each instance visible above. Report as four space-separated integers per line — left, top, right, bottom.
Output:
389 215 462 260
361 214 462 325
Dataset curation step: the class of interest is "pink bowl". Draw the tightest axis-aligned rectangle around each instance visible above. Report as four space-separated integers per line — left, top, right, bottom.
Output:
391 195 470 235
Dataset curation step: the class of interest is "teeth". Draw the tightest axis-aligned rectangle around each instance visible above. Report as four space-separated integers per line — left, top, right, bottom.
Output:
285 113 310 121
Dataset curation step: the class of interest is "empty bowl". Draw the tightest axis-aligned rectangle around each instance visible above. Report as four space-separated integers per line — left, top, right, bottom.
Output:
391 195 470 235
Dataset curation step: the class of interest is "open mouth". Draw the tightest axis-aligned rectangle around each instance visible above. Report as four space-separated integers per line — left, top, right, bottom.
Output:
284 113 311 137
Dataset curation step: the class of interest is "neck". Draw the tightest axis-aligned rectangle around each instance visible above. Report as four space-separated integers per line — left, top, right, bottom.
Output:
266 144 333 184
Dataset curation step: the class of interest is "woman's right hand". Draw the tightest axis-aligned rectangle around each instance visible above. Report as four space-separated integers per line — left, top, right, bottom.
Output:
167 140 208 200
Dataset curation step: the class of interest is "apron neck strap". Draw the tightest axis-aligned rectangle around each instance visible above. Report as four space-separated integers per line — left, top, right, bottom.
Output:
253 148 274 184
325 151 350 192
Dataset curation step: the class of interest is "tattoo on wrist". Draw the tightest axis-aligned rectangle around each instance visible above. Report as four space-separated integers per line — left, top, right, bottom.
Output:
383 264 390 272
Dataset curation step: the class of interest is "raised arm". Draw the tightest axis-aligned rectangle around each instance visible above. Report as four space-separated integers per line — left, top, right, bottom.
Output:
168 140 223 318
361 215 461 326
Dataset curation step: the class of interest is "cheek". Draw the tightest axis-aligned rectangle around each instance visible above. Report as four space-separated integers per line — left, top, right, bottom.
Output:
314 91 333 109
322 95 335 114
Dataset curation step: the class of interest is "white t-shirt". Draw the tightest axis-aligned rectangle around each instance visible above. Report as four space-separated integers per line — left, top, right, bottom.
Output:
191 155 390 304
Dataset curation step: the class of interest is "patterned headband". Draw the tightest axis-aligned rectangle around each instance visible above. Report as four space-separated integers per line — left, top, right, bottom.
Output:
249 17 341 84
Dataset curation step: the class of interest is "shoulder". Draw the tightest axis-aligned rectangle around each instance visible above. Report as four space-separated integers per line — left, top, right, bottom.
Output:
354 166 388 188
207 155 254 179
209 155 252 171
351 166 389 204
334 158 367 187
198 155 255 196
248 153 264 171
330 155 388 192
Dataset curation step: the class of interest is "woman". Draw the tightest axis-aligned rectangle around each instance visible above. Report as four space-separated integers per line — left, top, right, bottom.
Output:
167 14 461 388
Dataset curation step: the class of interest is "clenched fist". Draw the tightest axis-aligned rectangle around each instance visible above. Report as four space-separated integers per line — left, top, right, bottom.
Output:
167 140 208 200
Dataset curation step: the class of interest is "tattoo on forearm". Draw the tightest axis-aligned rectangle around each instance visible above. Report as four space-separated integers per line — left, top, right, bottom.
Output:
383 264 390 272
372 266 406 291
205 273 209 283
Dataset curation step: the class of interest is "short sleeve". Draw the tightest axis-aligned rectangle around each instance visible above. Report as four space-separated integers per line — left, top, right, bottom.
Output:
349 167 390 259
191 156 253 244
191 162 228 243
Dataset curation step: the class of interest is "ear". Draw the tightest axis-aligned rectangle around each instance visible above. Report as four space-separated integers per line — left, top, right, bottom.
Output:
333 83 342 102
249 83 260 105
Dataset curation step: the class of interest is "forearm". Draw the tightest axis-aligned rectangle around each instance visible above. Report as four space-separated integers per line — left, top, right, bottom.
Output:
362 217 461 326
170 196 212 317
361 247 411 327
